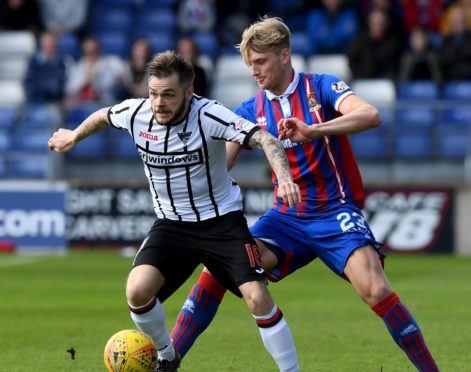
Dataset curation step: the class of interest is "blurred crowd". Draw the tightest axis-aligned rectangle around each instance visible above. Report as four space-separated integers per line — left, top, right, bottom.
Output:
0 0 470 109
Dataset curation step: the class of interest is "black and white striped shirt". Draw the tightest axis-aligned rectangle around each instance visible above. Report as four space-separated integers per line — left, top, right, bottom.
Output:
108 95 260 222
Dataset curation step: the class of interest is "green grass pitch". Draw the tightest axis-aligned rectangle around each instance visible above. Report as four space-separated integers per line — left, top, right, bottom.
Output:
1 251 470 371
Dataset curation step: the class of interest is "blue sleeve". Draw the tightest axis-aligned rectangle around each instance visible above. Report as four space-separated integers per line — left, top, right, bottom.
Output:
315 73 353 112
234 96 257 123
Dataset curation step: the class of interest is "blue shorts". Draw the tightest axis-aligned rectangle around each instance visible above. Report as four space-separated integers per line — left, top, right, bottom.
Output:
249 204 383 282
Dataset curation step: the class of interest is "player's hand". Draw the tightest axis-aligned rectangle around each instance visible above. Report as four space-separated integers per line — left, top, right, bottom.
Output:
277 181 302 207
48 128 77 153
277 118 314 142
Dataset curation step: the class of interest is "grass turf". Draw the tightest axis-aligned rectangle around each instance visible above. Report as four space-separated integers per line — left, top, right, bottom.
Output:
0 251 470 371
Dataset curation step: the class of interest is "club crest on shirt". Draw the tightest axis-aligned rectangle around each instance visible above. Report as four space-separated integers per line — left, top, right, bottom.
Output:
231 118 249 132
307 93 321 112
178 132 191 145
331 81 349 93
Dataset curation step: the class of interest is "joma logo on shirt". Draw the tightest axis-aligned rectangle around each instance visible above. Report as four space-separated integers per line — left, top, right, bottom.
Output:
138 149 203 168
139 131 158 141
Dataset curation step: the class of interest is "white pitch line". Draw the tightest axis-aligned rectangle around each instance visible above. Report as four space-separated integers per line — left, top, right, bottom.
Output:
0 256 39 267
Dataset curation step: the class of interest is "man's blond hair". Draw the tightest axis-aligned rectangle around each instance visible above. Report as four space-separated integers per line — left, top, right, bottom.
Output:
236 16 291 65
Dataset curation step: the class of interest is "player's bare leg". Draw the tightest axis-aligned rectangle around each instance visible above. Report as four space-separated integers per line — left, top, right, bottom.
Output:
344 245 439 371
126 265 179 367
170 238 280 358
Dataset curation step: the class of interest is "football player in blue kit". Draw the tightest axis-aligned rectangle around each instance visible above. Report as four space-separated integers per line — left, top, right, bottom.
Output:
170 16 440 372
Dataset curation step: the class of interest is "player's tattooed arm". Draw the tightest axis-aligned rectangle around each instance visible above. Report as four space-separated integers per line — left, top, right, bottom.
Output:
48 107 111 153
248 129 302 207
74 107 111 142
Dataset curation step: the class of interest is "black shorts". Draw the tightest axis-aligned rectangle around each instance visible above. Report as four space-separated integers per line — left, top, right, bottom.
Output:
133 210 265 302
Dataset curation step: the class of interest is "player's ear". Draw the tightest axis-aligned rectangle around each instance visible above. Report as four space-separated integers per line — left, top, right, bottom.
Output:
186 86 194 99
280 48 291 65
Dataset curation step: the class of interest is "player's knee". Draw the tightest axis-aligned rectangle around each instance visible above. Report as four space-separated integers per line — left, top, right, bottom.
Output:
126 281 155 307
366 283 393 305
241 283 273 315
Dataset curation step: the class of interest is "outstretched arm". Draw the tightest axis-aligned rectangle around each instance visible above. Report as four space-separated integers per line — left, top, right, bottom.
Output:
48 107 111 152
277 95 381 142
247 129 302 208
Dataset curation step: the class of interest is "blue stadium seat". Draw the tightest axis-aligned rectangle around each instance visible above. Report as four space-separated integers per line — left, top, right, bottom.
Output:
349 127 389 160
442 80 471 101
94 32 130 58
112 130 139 158
13 128 51 152
135 8 177 36
0 107 16 129
439 107 471 125
397 80 439 101
290 31 312 57
20 104 60 128
145 32 176 54
7 153 49 178
90 7 134 33
66 104 102 126
0 155 5 177
57 32 80 59
191 31 219 59
393 127 433 158
284 14 307 32
395 107 435 127
67 131 108 158
436 124 470 158
377 107 392 126
96 0 137 7
0 129 11 153
144 0 177 6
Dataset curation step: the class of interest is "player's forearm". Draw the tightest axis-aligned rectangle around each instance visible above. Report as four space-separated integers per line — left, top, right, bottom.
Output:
249 131 293 184
73 107 111 142
309 105 381 138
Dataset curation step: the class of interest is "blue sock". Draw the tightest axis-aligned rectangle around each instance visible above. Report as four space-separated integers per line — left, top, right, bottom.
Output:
372 292 439 372
170 271 226 359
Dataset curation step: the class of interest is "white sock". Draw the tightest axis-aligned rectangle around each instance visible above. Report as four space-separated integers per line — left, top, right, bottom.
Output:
129 296 175 361
253 305 299 372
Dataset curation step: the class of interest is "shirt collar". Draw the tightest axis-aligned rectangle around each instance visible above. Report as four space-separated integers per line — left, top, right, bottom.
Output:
265 70 299 101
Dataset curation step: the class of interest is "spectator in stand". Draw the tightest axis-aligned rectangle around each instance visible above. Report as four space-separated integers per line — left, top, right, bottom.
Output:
397 27 443 85
306 0 359 54
359 0 406 39
64 36 124 108
0 0 43 34
37 0 89 37
177 37 209 97
119 38 152 99
439 7 471 80
348 8 404 79
441 0 471 35
23 31 68 103
177 0 216 34
399 0 444 33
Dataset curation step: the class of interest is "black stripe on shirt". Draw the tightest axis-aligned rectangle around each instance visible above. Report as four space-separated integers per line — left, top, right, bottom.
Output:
130 99 146 141
198 106 219 217
145 140 166 219
203 111 231 126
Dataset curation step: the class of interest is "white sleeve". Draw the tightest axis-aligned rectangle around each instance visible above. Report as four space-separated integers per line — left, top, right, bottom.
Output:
107 99 142 131
203 102 260 146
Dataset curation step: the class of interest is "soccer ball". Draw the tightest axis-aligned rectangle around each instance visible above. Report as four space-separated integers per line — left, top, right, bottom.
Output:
104 329 157 372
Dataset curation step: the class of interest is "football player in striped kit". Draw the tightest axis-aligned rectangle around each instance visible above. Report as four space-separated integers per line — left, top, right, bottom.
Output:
48 50 301 372
170 16 440 372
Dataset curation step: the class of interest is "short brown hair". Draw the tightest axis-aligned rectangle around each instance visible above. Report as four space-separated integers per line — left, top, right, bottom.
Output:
237 16 291 65
147 50 195 89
